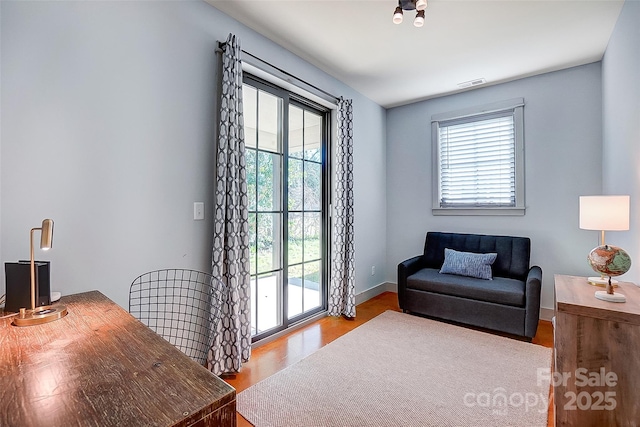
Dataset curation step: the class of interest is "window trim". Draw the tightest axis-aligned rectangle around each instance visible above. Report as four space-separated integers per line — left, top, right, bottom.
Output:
431 98 525 216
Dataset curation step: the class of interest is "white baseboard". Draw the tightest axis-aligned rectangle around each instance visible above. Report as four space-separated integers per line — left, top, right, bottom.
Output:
355 282 397 305
539 307 554 322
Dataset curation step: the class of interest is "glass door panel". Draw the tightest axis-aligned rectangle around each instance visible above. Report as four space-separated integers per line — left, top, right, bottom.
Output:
287 213 303 265
257 152 281 211
258 91 280 152
287 264 303 318
287 158 303 210
256 213 281 273
243 83 284 337
289 106 304 158
304 212 321 261
251 273 282 335
304 110 322 161
244 85 258 149
287 103 324 320
304 261 321 312
304 162 322 210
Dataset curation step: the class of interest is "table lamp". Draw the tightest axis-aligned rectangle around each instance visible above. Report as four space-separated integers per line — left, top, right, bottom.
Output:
579 195 630 286
12 219 68 326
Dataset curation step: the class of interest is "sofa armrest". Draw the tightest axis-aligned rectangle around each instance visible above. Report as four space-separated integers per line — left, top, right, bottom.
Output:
397 255 425 311
524 265 543 339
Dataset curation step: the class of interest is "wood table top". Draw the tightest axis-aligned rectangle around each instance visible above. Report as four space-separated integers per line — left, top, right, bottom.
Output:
554 274 640 325
0 290 235 427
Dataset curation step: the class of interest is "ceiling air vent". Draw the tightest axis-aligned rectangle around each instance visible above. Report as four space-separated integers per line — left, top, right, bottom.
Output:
457 78 487 89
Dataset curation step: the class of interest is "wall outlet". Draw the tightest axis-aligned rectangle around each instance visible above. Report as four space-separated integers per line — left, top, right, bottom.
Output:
371 265 375 276
193 202 205 220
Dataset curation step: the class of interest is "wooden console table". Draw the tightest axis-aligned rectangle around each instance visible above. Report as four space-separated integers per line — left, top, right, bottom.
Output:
554 274 640 426
0 291 236 426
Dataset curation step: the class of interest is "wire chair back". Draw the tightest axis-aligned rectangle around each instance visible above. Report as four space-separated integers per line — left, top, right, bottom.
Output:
129 269 225 366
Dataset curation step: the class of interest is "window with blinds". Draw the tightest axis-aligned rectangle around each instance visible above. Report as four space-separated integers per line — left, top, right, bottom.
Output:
431 98 525 215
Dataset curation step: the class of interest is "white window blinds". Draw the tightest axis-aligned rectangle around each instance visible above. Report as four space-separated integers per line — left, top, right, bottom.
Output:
438 111 516 208
431 98 525 215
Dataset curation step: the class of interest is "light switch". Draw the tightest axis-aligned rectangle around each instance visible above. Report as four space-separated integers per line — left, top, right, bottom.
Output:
193 202 205 220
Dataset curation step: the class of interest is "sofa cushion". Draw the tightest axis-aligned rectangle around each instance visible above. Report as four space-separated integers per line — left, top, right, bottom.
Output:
439 248 497 280
423 232 531 281
406 268 525 307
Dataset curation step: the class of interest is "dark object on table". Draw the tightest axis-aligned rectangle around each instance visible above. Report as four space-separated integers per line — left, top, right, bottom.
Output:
4 261 50 313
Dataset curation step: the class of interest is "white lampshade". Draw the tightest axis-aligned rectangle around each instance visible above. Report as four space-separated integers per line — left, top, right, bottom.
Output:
416 0 428 11
579 195 630 231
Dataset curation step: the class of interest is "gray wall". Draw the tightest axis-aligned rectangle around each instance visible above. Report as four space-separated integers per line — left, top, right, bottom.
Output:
0 1 387 309
602 0 640 283
386 63 604 311
3 0 635 316
0 3 2 276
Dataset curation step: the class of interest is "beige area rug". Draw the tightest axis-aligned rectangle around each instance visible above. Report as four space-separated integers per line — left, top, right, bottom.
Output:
238 310 552 427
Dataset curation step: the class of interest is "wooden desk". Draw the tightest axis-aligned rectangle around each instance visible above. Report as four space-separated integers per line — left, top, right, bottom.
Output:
0 291 236 427
554 274 640 426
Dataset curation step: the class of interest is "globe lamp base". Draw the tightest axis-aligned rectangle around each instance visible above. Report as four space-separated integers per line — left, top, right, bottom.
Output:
594 290 626 303
587 276 618 287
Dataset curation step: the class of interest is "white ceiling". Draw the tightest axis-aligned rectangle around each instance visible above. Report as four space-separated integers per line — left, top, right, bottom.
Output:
208 0 625 108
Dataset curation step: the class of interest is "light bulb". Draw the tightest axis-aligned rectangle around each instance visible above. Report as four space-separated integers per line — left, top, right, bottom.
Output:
393 6 403 24
414 10 425 27
416 0 427 11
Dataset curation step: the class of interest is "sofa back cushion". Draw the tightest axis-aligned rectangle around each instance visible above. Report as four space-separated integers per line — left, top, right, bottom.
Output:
423 232 531 280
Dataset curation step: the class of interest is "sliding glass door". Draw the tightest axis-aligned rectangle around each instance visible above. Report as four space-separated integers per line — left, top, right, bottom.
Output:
242 75 329 341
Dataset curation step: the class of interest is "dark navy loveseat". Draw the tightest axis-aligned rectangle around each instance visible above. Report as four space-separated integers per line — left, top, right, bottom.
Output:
397 232 542 339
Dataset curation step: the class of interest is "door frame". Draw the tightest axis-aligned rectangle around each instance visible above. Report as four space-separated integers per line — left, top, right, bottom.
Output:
243 73 331 343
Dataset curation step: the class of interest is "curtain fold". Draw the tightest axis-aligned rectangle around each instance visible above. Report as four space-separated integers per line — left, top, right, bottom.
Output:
328 98 356 318
207 33 252 375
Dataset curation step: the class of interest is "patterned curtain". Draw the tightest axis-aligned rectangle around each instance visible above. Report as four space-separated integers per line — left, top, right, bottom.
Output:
328 98 356 318
207 34 252 375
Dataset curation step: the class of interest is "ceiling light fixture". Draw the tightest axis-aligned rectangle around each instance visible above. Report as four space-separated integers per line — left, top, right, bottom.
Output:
414 10 425 27
393 6 404 24
392 0 427 27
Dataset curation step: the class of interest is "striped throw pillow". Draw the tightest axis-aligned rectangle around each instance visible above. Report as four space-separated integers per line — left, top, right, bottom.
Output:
439 248 498 280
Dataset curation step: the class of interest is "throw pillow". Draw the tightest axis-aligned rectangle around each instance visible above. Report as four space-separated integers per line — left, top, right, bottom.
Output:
439 248 498 280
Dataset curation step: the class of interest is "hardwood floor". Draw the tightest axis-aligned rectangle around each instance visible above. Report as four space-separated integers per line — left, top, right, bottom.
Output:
224 291 554 427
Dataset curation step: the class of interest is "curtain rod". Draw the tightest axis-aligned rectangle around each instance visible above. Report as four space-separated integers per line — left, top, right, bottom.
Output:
216 41 340 104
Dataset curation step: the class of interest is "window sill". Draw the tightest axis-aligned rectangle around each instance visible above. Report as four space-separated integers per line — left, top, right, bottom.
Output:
432 207 526 216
